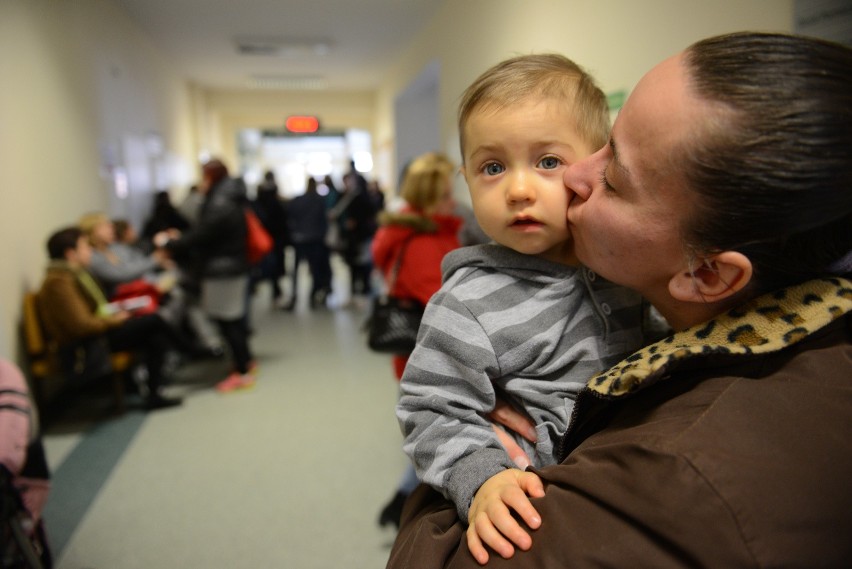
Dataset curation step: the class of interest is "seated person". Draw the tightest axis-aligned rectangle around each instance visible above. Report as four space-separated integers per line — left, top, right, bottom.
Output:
79 212 176 298
36 226 183 410
81 213 223 357
112 218 137 245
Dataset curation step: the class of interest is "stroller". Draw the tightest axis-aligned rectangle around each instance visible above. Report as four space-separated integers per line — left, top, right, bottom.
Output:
1 358 52 568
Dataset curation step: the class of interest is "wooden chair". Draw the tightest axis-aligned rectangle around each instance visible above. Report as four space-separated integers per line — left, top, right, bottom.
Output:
22 292 129 417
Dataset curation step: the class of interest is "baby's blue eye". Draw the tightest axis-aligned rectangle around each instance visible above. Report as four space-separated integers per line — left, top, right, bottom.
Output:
484 162 504 176
539 156 561 169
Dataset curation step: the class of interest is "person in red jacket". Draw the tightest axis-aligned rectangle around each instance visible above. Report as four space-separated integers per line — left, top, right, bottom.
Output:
371 152 463 527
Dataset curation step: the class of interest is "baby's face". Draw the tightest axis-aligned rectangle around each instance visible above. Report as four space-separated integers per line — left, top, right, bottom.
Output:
461 98 594 265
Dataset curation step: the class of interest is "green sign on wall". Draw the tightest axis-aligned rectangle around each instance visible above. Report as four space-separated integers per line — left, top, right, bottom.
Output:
607 89 628 112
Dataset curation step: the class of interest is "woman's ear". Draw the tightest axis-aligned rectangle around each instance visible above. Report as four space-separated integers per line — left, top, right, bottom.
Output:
668 251 753 303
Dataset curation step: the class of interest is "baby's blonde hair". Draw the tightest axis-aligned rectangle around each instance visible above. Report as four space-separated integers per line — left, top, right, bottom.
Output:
458 53 609 160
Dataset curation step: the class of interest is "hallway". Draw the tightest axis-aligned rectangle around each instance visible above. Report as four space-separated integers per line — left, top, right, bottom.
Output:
41 262 407 568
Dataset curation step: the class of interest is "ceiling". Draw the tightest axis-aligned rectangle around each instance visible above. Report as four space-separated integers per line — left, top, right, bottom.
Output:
112 0 442 92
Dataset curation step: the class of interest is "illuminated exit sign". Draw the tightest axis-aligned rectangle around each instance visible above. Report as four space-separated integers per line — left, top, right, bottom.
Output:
285 115 320 133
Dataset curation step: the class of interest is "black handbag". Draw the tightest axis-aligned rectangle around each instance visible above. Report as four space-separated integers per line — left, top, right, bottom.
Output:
366 235 424 354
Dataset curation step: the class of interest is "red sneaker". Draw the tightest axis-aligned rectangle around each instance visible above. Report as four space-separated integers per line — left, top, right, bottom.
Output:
215 373 256 393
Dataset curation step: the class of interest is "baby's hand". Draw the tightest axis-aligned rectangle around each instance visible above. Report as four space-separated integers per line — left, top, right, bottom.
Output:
466 469 545 565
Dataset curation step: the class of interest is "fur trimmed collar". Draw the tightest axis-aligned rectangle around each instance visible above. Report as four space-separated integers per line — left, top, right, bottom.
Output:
588 278 852 397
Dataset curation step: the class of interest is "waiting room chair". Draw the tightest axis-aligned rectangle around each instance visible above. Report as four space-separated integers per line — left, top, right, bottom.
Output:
21 292 129 417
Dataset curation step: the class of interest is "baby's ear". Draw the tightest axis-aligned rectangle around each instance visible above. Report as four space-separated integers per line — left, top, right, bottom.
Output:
668 251 753 303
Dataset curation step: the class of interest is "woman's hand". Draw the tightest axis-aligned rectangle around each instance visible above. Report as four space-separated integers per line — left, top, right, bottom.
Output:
466 469 545 565
491 425 531 470
152 231 171 248
488 398 537 468
108 310 131 325
489 399 537 443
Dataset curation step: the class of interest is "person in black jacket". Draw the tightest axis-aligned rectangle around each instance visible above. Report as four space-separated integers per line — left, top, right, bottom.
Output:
141 190 190 249
337 171 378 302
250 171 289 305
284 176 333 310
157 158 256 393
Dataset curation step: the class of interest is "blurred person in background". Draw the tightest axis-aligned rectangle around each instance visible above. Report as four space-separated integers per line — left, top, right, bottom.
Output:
371 152 463 528
157 158 256 393
285 176 333 310
250 170 290 306
37 227 183 410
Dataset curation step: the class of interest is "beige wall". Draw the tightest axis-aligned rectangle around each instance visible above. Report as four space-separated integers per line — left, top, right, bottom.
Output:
375 0 794 192
0 0 195 360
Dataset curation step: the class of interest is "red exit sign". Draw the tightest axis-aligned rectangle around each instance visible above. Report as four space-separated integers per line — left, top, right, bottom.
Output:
285 115 320 133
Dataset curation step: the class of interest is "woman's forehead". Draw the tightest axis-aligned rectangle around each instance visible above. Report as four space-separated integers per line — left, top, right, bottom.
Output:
613 54 692 187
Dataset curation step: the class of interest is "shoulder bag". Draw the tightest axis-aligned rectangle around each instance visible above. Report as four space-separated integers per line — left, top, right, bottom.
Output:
245 208 274 265
366 234 424 354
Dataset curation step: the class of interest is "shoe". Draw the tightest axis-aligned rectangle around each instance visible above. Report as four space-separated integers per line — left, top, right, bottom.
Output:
279 298 296 311
215 372 256 393
310 289 329 309
145 393 183 411
378 491 408 529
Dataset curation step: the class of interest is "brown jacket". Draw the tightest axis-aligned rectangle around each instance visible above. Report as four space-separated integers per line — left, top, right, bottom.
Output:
37 263 118 346
388 277 852 568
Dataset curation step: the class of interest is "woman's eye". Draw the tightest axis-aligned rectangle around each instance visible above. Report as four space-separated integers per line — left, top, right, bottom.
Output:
539 156 561 170
599 168 617 192
483 162 504 176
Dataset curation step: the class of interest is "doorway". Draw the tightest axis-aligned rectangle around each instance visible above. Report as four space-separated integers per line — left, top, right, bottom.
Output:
237 128 373 198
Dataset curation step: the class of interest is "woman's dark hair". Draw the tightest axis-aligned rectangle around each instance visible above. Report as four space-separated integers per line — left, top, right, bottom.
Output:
202 158 229 185
47 226 83 260
681 32 852 293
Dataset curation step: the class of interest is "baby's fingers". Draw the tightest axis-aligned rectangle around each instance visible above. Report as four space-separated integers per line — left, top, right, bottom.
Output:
472 512 516 561
493 493 536 549
466 524 490 566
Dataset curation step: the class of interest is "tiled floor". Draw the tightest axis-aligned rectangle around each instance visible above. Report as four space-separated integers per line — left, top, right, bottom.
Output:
41 266 408 568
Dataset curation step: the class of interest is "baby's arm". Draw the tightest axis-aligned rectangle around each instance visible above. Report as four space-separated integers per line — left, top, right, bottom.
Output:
397 290 514 517
466 468 545 565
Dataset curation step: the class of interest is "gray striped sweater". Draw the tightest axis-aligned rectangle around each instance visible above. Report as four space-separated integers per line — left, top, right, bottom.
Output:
397 244 644 519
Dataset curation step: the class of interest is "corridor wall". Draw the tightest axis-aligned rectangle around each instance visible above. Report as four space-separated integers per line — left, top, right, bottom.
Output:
0 0 196 360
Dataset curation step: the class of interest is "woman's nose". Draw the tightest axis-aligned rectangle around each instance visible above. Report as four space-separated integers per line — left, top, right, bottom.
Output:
564 150 602 201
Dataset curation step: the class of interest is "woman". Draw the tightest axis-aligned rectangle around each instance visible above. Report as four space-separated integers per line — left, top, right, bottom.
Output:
80 212 173 298
371 152 463 528
388 32 852 567
159 158 256 393
38 227 183 410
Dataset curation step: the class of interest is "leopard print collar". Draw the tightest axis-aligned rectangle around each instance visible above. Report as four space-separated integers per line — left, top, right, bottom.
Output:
588 278 852 397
